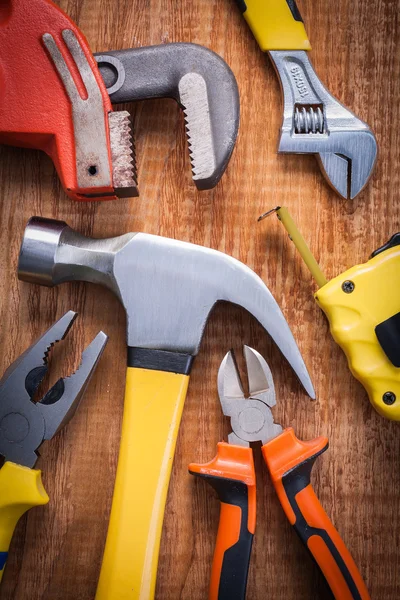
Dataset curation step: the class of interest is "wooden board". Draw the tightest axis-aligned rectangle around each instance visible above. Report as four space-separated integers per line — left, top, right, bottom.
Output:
0 0 399 597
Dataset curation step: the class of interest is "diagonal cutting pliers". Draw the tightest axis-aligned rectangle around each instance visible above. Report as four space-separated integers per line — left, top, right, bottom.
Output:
0 311 107 581
189 346 370 600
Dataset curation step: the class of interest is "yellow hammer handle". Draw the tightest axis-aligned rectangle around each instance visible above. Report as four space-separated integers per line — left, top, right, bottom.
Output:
236 0 311 51
96 367 189 600
0 462 49 582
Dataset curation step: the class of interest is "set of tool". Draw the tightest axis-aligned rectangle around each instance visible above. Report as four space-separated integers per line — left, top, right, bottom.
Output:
0 0 395 597
18 215 314 598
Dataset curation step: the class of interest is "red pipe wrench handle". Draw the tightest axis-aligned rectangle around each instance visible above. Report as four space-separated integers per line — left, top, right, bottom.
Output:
189 442 256 600
262 428 370 600
0 0 118 201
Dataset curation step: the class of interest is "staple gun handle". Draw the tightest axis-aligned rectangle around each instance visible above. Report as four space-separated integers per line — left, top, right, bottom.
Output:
314 242 400 421
0 462 49 582
234 0 311 51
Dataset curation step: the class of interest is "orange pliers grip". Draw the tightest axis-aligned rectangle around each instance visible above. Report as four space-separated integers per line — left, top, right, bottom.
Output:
262 428 371 600
189 442 256 600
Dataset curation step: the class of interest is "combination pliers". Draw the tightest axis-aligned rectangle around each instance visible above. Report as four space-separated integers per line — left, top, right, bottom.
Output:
189 346 370 600
0 311 107 581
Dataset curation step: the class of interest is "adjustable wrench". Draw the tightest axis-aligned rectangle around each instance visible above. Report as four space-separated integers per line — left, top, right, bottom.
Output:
235 0 377 199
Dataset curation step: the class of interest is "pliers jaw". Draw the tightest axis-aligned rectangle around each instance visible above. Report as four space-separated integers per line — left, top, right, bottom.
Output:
0 311 107 468
218 345 282 447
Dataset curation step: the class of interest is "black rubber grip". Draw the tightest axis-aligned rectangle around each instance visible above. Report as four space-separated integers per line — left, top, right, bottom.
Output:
234 0 303 22
234 0 247 12
371 232 400 258
375 311 400 367
127 347 194 374
282 446 363 600
191 473 253 600
286 0 304 22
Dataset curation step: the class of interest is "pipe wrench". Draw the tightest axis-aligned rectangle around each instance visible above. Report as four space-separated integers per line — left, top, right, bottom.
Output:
235 0 377 199
0 311 107 581
0 0 137 201
0 0 239 201
190 346 370 599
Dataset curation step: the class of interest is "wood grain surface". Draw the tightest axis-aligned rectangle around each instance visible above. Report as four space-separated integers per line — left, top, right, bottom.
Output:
0 0 399 598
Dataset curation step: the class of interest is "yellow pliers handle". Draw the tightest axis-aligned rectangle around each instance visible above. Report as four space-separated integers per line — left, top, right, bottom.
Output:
236 0 311 51
0 462 49 581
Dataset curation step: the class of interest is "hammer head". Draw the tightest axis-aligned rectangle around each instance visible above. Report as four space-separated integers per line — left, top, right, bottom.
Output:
18 218 314 398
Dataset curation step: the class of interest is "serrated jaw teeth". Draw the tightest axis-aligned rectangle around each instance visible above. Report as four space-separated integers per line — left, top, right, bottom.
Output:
108 111 139 198
178 73 216 186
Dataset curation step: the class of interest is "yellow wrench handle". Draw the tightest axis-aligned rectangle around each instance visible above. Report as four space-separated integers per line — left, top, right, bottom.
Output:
96 366 189 600
236 0 311 51
0 462 49 581
315 244 400 420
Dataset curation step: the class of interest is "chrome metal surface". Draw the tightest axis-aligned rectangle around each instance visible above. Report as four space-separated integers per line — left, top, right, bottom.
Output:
218 346 282 447
269 50 377 199
95 43 240 190
0 312 107 468
18 218 315 398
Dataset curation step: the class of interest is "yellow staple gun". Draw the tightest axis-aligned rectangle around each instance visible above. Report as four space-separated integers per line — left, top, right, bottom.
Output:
261 207 400 420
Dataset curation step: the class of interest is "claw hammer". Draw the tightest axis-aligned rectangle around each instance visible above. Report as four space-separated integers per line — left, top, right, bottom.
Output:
18 217 314 599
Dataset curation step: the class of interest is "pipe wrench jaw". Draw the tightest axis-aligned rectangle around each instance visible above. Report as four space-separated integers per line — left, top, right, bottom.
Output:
269 50 377 199
218 346 283 447
0 311 107 468
95 43 240 191
42 30 138 200
0 0 137 201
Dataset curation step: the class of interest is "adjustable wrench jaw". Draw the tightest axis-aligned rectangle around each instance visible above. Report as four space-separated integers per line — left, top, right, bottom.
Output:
269 50 377 199
218 346 282 448
0 311 107 468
